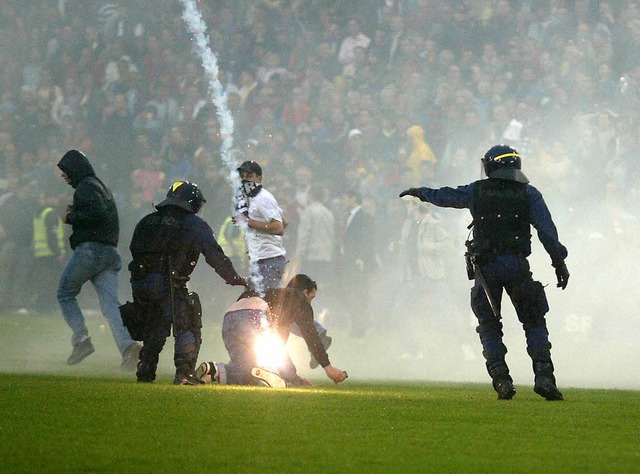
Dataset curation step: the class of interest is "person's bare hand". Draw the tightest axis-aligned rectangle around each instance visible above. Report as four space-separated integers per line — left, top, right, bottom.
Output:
62 205 72 223
290 376 313 387
324 365 348 384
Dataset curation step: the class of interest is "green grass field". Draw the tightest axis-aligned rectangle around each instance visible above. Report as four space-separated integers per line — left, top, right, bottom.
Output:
1 310 639 472
1 374 639 473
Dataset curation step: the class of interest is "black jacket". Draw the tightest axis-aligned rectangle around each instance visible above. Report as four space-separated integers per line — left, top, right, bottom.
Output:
264 287 330 368
57 150 119 249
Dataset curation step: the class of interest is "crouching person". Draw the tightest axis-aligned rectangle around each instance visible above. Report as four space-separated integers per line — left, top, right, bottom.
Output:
197 276 347 387
128 181 248 385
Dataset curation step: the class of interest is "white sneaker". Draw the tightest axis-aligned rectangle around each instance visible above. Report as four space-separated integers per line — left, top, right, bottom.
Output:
196 361 217 383
251 367 286 388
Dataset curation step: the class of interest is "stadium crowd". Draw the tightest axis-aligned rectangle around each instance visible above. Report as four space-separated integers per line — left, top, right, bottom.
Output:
0 1 638 352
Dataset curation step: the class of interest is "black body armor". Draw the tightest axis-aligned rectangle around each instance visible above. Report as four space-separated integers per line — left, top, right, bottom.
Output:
129 208 188 278
472 179 530 258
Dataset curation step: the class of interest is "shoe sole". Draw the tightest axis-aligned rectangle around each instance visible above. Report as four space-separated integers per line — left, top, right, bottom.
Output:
173 373 205 386
493 377 516 400
121 343 142 370
497 389 516 400
534 386 564 401
251 367 286 388
67 346 95 365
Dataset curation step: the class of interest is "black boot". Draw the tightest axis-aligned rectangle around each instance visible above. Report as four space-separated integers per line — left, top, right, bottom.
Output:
136 361 156 383
173 365 204 385
173 343 203 385
533 360 564 401
488 365 516 400
136 345 158 383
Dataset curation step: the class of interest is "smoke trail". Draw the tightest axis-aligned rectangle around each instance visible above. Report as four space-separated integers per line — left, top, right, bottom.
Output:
180 0 264 293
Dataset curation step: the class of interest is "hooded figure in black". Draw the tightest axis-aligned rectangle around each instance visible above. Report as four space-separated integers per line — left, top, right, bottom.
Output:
56 149 140 369
57 149 119 249
128 180 248 385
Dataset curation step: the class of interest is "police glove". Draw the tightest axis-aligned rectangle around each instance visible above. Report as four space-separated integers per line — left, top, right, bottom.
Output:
399 188 420 199
553 261 569 290
229 276 250 288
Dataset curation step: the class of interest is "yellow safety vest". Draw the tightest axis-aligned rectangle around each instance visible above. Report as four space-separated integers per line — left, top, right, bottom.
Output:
33 207 66 258
218 216 247 263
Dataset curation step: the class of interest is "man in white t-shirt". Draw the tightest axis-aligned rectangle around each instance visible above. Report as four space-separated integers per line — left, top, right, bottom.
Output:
234 160 287 292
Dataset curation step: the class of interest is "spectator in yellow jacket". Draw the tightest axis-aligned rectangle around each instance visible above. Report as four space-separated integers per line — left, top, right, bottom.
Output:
405 125 437 184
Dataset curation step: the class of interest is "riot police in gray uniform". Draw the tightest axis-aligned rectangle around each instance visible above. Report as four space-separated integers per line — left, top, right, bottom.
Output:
128 181 248 385
400 145 569 401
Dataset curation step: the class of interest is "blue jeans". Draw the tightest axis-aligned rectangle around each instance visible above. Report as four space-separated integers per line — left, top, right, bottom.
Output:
57 242 133 354
220 309 264 385
251 255 286 292
219 309 295 384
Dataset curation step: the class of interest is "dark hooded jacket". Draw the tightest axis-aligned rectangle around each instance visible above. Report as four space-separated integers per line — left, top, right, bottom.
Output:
264 287 330 368
57 150 119 249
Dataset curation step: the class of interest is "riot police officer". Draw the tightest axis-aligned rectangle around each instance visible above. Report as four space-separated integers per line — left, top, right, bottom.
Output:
400 144 569 401
128 181 248 385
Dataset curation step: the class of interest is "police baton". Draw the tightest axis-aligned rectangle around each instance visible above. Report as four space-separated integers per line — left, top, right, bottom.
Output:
473 260 501 320
168 255 177 336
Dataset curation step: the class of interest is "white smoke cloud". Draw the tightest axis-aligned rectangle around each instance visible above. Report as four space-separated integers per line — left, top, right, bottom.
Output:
179 0 264 293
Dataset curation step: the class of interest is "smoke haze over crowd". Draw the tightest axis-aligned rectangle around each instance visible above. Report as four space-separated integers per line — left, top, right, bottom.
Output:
0 1 639 390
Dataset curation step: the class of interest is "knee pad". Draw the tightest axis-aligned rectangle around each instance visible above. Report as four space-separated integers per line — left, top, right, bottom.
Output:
174 341 199 370
475 318 503 336
472 283 504 336
475 318 506 362
510 279 549 327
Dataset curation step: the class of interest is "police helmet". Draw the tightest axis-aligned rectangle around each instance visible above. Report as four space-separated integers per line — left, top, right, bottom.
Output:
481 144 529 183
156 181 206 213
